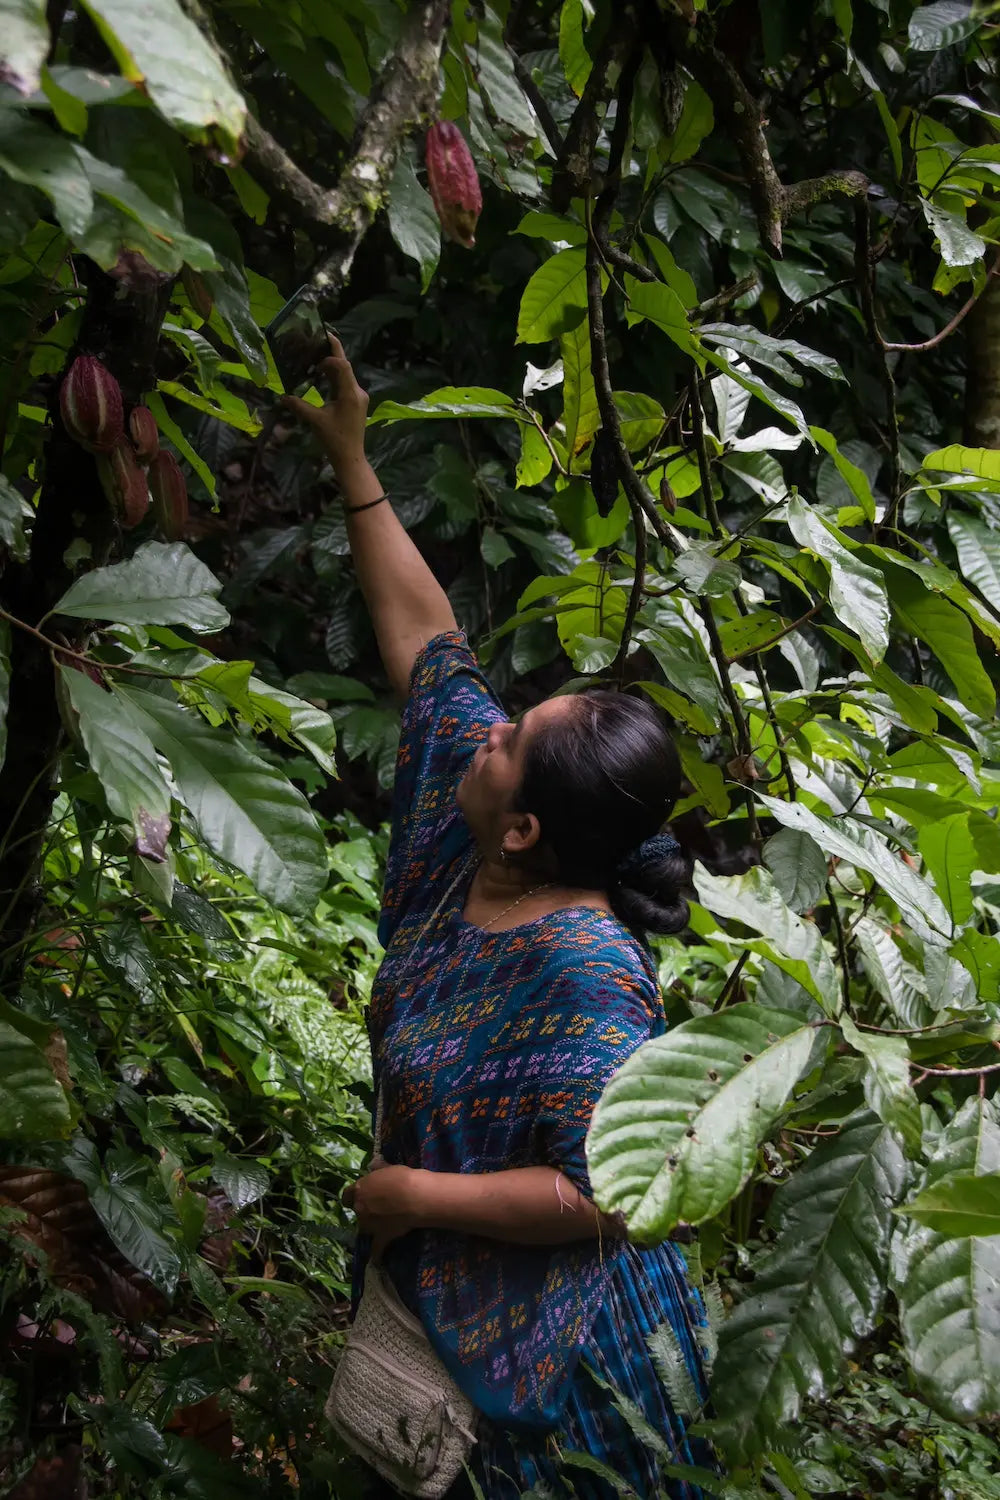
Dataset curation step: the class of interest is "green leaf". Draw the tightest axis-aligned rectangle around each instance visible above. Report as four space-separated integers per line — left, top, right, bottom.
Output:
0 112 93 238
116 687 327 915
666 79 714 164
53 541 229 633
672 544 741 599
756 795 950 942
78 0 245 152
0 0 49 95
921 444 1000 486
370 387 521 423
918 812 976 927
717 610 786 657
473 8 537 136
615 391 664 452
900 1171 1000 1237
809 427 876 522
947 511 1000 612
833 0 853 44
387 151 440 294
642 236 697 309
853 917 931 1029
0 1019 71 1140
90 1173 182 1296
840 1015 921 1156
887 568 995 720
558 0 591 95
763 826 828 913
786 495 889 661
213 1152 269 1211
560 320 599 458
517 248 589 344
892 1097 1000 1420
202 256 268 382
516 423 553 488
587 1003 818 1241
80 151 217 272
909 2 982 51
515 211 587 246
624 277 696 357
64 671 171 857
0 476 33 564
707 1115 906 1464
694 865 839 1014
481 527 515 567
701 347 809 436
920 198 985 267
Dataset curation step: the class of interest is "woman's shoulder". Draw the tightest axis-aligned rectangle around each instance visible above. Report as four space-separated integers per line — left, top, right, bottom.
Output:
526 908 662 1015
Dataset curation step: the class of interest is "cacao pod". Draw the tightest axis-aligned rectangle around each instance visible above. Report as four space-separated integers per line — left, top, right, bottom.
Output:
59 355 124 453
590 429 619 517
96 440 149 528
148 450 189 541
128 405 159 465
425 121 482 248
182 265 214 321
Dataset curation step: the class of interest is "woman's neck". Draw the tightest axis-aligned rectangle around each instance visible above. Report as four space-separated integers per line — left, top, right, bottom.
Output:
464 856 608 930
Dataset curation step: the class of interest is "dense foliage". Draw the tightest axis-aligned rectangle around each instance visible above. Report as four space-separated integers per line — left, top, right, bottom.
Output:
2 0 1000 1494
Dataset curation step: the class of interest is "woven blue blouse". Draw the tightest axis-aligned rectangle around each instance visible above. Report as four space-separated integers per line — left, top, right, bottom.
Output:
366 632 714 1498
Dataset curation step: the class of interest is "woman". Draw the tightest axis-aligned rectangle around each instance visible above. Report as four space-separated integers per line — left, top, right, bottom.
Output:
287 342 715 1498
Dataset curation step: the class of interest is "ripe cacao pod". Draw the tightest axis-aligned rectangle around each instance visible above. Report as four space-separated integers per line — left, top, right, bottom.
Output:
426 121 482 248
96 440 149 529
129 405 159 465
590 429 619 518
148 450 189 541
59 355 124 453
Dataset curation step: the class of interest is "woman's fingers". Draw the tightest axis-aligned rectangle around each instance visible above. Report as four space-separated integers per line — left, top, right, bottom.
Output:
280 392 317 420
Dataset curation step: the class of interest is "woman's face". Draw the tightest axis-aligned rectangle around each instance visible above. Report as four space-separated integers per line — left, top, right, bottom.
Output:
456 696 575 857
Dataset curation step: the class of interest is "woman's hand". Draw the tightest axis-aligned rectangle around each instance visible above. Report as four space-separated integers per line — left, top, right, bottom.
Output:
343 1162 427 1256
282 333 369 477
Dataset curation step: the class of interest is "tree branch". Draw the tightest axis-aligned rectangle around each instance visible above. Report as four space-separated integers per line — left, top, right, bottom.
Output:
239 0 452 301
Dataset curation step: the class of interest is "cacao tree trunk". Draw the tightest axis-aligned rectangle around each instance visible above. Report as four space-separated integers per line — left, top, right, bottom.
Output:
0 262 172 986
963 273 1000 447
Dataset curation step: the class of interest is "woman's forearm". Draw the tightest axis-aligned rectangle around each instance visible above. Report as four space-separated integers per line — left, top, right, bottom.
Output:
411 1165 623 1246
336 456 456 698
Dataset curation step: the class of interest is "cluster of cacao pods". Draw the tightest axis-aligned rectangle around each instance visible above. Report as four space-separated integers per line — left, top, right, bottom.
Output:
58 355 187 539
425 121 482 248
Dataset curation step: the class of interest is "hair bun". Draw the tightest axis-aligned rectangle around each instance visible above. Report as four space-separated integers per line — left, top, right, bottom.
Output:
613 833 691 936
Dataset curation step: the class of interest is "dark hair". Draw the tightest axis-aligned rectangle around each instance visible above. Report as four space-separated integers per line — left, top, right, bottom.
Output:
514 690 691 935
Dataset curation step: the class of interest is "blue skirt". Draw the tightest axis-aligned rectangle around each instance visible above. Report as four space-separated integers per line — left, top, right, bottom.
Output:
467 1242 718 1499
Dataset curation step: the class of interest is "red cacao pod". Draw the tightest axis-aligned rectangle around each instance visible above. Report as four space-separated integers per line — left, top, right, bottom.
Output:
96 440 149 529
129 405 159 465
148 451 189 541
425 121 482 248
59 355 124 453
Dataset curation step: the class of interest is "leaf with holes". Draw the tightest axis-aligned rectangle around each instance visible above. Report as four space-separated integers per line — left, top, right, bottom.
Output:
892 1097 1000 1420
706 1114 906 1463
587 1003 819 1242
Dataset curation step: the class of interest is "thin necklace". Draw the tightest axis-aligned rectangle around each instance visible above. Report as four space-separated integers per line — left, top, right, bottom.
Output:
479 880 554 931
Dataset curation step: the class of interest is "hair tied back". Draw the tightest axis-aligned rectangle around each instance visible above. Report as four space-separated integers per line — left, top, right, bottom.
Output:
615 832 680 883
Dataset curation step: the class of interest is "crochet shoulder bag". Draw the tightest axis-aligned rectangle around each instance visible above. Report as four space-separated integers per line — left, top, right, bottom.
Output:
325 861 479 1496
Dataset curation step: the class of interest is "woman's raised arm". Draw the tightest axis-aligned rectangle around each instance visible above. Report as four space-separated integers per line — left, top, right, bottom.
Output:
285 337 457 699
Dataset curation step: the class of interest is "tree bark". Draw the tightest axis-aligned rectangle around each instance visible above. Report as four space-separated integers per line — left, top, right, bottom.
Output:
963 273 1000 447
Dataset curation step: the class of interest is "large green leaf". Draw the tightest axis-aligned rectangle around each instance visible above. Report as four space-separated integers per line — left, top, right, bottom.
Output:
852 917 931 1028
665 79 713 163
707 1115 906 1463
65 670 171 859
0 111 93 237
387 151 440 293
90 1171 182 1296
624 277 696 357
892 1097 1000 1420
909 2 983 50
117 687 327 915
921 444 1000 486
370 388 522 423
840 1014 922 1156
921 199 985 267
762 826 828 913
78 0 245 152
901 1172 1000 1237
0 0 48 95
517 248 588 344
586 1003 818 1241
786 495 889 661
694 865 839 1014
52 542 229 633
887 568 995 720
0 1019 71 1140
757 795 950 942
560 320 599 458
947 511 1000 613
809 427 876 521
918 811 976 927
558 0 591 95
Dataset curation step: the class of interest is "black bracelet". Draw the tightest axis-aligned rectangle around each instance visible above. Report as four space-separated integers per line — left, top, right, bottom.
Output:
343 492 390 514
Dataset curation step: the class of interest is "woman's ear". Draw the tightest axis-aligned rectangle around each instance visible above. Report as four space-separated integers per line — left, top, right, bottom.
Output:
501 811 541 859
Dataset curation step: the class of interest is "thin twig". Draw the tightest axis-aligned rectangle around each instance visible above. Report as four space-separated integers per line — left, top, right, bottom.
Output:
883 256 1000 352
726 601 822 662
